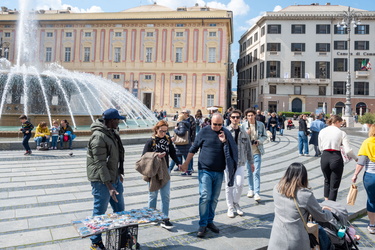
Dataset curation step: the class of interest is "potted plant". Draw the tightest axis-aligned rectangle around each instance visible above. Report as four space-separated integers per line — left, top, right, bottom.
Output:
358 112 375 126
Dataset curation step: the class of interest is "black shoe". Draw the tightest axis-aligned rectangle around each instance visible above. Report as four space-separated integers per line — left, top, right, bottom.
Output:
90 241 106 250
207 223 220 233
197 226 207 238
160 219 173 230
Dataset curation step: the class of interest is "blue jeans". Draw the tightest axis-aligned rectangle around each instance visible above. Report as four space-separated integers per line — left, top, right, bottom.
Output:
247 154 262 194
22 133 31 151
51 136 58 148
198 170 224 227
269 126 277 141
169 155 193 172
298 131 309 154
364 172 375 212
196 125 201 134
319 225 332 250
148 180 170 217
90 177 124 244
59 134 72 148
34 136 50 146
279 128 284 135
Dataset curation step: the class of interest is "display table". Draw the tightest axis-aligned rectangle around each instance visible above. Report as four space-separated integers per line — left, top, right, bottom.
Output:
73 208 168 250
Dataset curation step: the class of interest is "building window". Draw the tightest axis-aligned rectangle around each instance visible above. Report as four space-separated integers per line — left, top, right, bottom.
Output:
269 85 276 94
267 25 281 34
174 75 182 80
64 47 71 62
84 47 90 62
294 86 301 95
45 47 52 62
316 61 330 79
4 32 10 37
176 24 184 27
66 32 72 37
176 32 184 37
291 24 305 34
355 25 369 34
174 94 181 108
115 32 122 37
261 26 265 36
354 58 370 71
46 32 53 37
114 47 121 62
316 43 330 52
145 75 152 80
267 61 280 78
207 94 214 107
319 86 326 96
334 41 347 50
146 47 152 62
260 62 264 79
254 32 258 42
354 82 369 95
175 47 183 63
208 47 216 63
146 32 154 37
249 37 253 46
291 61 305 78
267 43 281 52
291 43 305 52
209 23 217 27
113 74 120 79
334 82 345 94
355 41 369 50
208 76 215 81
253 65 258 81
65 24 73 27
209 32 217 37
334 58 347 71
254 49 258 61
84 32 91 37
334 25 347 34
316 24 330 34
260 44 265 53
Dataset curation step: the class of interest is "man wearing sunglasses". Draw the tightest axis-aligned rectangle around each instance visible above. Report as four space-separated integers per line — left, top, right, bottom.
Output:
225 110 254 218
181 113 238 238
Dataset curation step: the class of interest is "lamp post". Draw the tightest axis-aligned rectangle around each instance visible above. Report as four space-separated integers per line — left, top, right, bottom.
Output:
0 37 10 59
336 7 361 127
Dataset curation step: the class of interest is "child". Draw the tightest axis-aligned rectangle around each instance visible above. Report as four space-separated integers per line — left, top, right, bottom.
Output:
50 120 60 149
34 121 50 150
19 115 34 155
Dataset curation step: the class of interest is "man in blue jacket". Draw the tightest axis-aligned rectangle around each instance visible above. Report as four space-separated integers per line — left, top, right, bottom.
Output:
181 113 237 238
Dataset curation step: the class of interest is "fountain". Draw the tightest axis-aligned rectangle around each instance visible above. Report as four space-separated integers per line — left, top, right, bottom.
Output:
0 0 158 133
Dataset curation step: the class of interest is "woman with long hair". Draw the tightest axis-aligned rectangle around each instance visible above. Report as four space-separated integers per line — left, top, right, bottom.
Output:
195 109 203 134
269 163 333 250
352 125 375 234
142 120 181 230
319 115 358 201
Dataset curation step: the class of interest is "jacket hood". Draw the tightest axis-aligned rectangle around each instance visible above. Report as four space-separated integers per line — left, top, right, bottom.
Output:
91 119 111 134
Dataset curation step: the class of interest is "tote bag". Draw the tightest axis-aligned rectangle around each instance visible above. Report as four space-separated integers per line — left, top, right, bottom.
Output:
174 131 189 145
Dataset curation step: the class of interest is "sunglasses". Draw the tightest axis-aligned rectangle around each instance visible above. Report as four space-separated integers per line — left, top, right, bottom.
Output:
159 130 168 133
231 116 240 119
212 123 223 126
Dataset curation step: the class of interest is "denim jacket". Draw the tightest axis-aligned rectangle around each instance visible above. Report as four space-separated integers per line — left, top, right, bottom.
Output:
226 125 254 166
241 120 267 155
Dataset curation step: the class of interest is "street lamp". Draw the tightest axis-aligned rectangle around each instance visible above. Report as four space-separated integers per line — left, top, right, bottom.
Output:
0 37 10 59
336 7 361 127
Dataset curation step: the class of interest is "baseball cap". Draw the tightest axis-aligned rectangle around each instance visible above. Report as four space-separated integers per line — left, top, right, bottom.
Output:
102 108 125 120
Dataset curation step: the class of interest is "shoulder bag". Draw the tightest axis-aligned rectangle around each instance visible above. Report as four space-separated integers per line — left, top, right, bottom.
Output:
174 123 189 145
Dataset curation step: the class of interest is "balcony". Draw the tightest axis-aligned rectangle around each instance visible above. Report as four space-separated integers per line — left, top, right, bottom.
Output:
356 71 370 79
266 77 329 85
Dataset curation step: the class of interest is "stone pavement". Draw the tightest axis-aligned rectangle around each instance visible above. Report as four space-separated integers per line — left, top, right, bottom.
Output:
0 126 375 249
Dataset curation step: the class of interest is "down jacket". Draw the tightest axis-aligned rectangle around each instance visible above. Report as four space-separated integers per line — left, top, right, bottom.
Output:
86 119 125 183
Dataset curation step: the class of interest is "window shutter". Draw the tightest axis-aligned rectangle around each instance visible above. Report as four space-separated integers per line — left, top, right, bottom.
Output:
315 62 319 78
302 62 305 78
267 61 270 77
277 61 280 77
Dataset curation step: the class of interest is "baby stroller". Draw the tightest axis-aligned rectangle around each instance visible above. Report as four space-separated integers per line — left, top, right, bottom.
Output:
317 200 359 250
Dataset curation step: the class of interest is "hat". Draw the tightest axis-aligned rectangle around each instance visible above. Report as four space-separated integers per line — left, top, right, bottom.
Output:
102 108 125 120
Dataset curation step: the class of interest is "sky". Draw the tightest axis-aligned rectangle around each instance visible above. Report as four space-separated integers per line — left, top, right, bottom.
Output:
2 0 375 89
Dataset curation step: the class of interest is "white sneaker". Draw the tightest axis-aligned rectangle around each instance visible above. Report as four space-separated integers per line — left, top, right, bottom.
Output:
234 203 244 216
254 193 261 201
368 225 375 234
304 154 310 157
227 208 235 218
299 154 304 156
247 190 254 198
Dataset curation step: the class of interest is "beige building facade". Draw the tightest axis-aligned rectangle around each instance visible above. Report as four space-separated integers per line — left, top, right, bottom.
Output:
0 4 233 115
238 4 375 116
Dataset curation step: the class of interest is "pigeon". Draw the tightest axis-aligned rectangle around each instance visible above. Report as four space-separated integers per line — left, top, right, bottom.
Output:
69 152 73 157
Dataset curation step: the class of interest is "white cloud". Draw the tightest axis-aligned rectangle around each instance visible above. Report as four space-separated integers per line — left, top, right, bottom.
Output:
35 0 103 13
147 0 250 16
238 5 282 32
273 5 282 12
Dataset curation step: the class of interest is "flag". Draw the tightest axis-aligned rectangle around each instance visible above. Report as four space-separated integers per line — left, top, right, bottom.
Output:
361 60 367 70
367 61 372 70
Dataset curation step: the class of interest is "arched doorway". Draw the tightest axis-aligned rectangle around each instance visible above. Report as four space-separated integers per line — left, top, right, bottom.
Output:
335 102 345 115
292 98 302 112
356 102 367 115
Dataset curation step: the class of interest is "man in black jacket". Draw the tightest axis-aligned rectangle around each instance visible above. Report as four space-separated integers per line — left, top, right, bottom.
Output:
256 109 266 125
